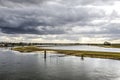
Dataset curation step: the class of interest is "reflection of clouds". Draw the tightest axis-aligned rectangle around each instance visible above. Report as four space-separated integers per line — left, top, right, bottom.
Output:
89 59 120 80
14 51 43 56
42 45 120 53
0 48 120 80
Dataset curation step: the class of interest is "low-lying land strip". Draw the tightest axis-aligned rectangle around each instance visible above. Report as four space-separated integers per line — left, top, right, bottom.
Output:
12 46 120 60
91 44 120 48
12 46 44 52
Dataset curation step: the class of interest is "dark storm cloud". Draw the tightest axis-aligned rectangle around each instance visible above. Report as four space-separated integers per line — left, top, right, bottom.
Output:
0 0 115 6
0 4 105 34
0 17 67 34
0 0 47 6
0 0 119 41
0 19 40 34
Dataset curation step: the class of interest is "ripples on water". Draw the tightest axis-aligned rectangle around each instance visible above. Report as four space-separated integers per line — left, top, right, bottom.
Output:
0 48 120 80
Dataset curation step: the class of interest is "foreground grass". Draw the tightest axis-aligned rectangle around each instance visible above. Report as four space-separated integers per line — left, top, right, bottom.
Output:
12 46 120 60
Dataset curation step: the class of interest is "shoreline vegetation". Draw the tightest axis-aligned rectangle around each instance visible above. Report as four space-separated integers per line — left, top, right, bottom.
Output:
12 46 120 60
92 44 120 48
0 42 120 48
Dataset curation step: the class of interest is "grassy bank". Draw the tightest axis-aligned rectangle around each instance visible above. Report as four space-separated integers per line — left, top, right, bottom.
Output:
12 46 120 60
12 46 45 52
56 50 120 60
108 44 120 48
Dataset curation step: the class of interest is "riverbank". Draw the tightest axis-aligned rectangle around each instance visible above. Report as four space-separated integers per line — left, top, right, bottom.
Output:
1 47 120 80
12 46 120 60
12 46 44 52
91 44 120 48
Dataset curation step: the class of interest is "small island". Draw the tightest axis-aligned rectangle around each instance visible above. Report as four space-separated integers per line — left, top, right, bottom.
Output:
12 43 120 60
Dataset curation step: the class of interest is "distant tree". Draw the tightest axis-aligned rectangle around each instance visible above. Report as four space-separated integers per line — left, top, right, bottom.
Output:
104 41 111 46
19 42 24 46
4 43 8 47
28 43 32 46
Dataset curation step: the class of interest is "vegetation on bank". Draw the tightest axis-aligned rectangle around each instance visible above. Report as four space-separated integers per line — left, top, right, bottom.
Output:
1 42 120 48
104 44 120 48
12 46 44 52
91 44 120 48
56 50 120 60
12 46 120 60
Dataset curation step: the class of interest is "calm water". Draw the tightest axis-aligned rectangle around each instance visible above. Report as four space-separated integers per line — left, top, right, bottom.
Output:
0 48 120 80
42 45 120 53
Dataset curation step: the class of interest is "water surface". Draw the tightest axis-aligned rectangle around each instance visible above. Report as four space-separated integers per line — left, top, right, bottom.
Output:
42 45 120 53
0 48 120 80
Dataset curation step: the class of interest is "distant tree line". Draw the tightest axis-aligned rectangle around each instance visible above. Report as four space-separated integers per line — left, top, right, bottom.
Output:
0 41 119 47
0 42 82 47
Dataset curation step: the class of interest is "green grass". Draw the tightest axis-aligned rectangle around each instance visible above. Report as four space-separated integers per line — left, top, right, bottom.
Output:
12 46 120 60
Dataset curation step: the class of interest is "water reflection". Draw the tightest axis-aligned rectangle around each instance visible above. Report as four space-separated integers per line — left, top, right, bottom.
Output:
0 48 120 80
42 45 120 53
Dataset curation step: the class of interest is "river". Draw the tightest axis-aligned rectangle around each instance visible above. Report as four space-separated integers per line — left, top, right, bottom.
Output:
0 48 120 80
42 45 120 53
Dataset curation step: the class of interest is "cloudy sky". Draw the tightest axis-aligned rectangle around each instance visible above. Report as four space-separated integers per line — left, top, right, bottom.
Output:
0 0 120 43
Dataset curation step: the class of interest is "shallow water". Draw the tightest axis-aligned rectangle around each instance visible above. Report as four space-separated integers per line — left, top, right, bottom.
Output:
0 48 120 80
42 45 120 53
